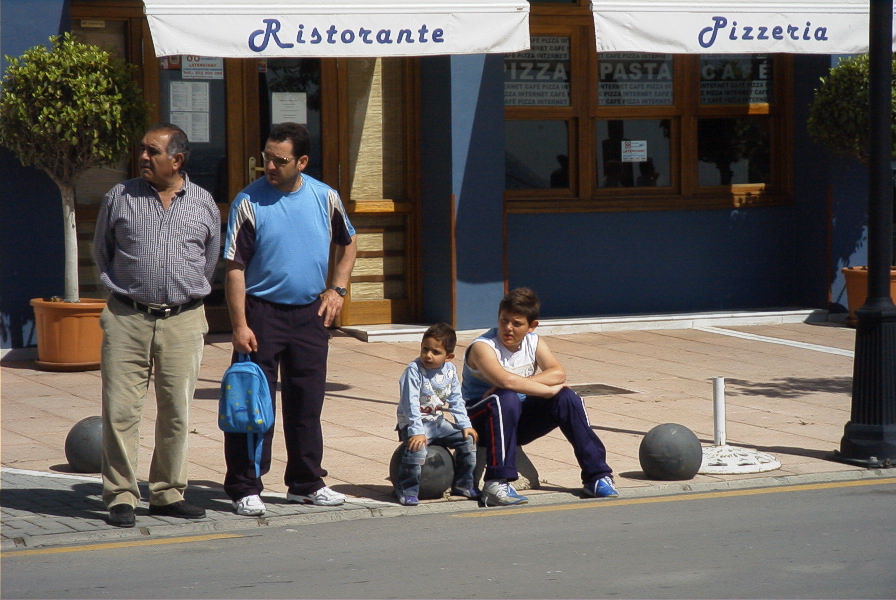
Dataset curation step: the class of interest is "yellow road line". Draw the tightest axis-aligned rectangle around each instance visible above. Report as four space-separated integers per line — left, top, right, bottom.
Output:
454 477 896 518
5 533 243 557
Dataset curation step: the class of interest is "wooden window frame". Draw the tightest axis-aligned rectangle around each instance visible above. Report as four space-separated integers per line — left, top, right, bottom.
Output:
506 6 794 214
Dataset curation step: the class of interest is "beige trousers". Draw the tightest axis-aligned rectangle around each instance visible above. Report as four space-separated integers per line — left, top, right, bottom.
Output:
100 297 207 508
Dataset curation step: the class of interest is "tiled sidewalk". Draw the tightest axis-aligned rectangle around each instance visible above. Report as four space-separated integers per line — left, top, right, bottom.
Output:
3 312 890 550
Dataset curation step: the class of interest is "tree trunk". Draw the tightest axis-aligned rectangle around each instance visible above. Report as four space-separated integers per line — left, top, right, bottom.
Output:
59 182 80 302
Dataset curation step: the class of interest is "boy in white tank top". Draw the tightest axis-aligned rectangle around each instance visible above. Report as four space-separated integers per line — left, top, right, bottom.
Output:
462 288 618 506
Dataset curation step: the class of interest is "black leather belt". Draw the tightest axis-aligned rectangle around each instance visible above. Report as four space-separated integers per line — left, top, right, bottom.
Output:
113 293 202 318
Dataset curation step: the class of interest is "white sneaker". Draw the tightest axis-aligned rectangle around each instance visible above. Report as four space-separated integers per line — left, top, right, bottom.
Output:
286 486 346 506
480 479 528 507
233 494 266 516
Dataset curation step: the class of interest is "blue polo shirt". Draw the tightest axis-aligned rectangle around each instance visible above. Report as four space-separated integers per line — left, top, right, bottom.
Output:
223 174 355 305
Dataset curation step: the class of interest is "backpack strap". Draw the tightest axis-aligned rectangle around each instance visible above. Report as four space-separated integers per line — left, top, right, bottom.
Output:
235 353 265 477
248 432 263 478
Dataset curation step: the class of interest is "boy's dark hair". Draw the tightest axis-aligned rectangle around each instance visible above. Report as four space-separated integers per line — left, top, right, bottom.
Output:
499 287 540 323
268 122 311 158
423 322 457 354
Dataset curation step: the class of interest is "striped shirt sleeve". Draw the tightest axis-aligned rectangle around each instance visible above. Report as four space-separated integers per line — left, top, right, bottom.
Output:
223 196 256 267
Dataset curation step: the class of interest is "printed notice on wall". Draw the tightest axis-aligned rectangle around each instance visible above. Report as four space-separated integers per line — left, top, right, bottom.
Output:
272 92 308 126
170 111 210 144
621 140 647 163
598 53 673 106
169 81 210 142
504 36 570 106
182 56 224 80
170 81 209 112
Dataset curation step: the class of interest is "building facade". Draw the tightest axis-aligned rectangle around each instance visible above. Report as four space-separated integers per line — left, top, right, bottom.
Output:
0 0 871 350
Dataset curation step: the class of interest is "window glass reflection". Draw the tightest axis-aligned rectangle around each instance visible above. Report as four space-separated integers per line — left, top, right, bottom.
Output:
700 55 772 105
505 120 569 189
595 119 671 188
260 58 322 180
697 117 770 185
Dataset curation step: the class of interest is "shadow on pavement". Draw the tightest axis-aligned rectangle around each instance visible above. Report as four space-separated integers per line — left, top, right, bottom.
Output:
725 376 852 398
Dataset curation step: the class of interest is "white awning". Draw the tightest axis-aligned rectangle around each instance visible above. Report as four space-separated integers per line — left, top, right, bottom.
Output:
591 0 894 54
143 0 530 58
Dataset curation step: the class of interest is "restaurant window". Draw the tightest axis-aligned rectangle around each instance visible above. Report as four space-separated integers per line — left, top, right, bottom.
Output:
504 12 792 212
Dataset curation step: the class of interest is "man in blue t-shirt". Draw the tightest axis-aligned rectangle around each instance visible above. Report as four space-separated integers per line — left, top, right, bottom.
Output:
222 122 356 516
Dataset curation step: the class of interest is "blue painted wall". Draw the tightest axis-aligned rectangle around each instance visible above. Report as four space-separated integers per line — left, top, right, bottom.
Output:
419 56 454 324
0 5 874 346
0 0 69 349
420 54 506 330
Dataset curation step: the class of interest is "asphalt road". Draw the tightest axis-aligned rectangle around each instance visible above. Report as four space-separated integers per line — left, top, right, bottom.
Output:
3 479 895 599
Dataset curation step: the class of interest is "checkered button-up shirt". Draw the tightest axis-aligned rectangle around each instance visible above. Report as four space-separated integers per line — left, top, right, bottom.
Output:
93 173 221 306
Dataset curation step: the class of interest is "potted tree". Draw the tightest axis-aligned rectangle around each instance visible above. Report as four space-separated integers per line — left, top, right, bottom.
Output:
807 53 896 326
0 33 147 369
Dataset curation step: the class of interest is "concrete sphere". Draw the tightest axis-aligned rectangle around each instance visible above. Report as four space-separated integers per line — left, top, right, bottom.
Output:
64 415 103 473
389 443 455 499
639 423 703 480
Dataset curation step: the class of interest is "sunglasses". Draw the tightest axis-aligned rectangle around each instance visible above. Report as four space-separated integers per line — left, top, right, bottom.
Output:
261 152 296 167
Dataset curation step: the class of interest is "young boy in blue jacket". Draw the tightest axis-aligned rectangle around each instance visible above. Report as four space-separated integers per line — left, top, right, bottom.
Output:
394 323 479 506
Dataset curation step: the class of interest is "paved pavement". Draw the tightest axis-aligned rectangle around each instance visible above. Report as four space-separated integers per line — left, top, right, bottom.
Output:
2 309 894 551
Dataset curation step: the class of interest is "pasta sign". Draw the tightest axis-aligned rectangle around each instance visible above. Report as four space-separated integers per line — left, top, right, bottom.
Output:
598 54 674 106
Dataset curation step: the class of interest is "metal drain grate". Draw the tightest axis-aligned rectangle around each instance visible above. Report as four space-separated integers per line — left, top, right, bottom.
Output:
568 383 638 396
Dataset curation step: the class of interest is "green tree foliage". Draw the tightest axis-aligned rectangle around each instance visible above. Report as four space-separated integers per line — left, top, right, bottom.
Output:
0 33 147 301
807 53 896 165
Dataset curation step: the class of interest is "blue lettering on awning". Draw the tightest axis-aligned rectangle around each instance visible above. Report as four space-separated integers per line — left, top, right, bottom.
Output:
249 18 445 52
698 16 829 49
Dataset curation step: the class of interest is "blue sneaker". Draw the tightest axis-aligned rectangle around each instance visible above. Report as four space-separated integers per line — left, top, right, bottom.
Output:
450 486 481 499
397 494 418 506
479 480 528 507
583 475 619 498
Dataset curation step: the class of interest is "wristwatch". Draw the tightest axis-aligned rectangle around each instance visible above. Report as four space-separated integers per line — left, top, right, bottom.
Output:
331 286 348 297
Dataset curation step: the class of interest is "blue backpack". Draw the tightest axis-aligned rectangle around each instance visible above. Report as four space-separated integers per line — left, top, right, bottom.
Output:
219 354 274 477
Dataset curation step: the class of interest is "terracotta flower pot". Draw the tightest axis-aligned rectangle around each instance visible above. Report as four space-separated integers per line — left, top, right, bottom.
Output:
840 267 896 327
30 297 106 371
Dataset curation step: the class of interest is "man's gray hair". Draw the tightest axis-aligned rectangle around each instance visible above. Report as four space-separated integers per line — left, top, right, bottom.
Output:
147 122 190 165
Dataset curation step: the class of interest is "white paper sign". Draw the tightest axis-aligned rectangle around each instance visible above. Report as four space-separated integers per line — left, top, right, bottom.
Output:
621 140 647 163
272 92 308 125
170 111 210 143
182 55 224 80
170 81 209 112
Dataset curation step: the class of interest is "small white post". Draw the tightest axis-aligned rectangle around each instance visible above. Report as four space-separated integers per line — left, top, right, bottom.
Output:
701 376 779 475
712 376 726 446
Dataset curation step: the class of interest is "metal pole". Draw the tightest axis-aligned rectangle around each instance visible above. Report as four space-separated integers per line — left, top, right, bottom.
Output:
838 0 896 466
713 376 726 446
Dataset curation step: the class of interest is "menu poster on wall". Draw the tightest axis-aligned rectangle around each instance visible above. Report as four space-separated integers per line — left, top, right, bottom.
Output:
272 92 308 126
169 81 210 142
170 81 209 112
170 111 210 144
598 53 673 106
700 55 772 105
504 36 570 106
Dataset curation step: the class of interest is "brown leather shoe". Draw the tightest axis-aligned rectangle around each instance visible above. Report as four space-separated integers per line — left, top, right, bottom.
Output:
148 500 206 519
